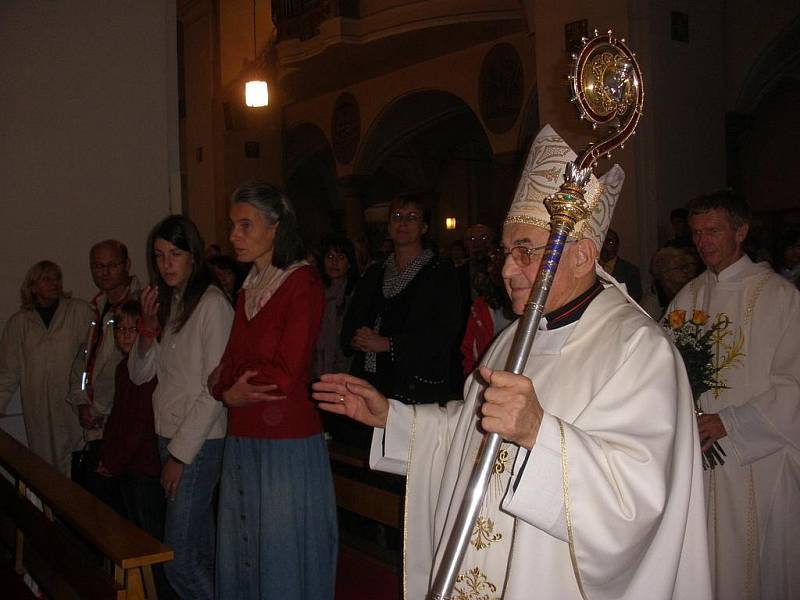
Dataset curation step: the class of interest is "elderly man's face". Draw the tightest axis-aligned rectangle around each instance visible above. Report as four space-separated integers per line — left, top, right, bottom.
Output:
501 223 581 315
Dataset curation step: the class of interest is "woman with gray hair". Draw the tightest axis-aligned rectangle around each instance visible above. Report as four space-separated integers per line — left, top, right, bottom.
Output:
211 182 337 599
0 260 93 474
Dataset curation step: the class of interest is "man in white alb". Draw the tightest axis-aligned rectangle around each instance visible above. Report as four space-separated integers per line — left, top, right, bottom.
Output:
314 125 712 599
669 190 800 599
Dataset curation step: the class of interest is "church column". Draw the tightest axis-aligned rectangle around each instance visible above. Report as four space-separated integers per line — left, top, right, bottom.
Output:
337 175 364 241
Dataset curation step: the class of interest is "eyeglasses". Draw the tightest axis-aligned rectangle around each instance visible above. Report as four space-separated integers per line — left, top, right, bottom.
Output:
91 260 124 272
467 234 490 242
664 264 696 275
389 211 420 223
114 325 138 335
324 252 347 262
490 244 549 267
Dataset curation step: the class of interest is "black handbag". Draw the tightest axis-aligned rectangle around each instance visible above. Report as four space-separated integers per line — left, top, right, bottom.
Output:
71 440 101 487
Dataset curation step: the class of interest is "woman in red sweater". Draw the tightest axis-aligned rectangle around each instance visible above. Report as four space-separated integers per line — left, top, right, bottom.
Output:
212 182 337 599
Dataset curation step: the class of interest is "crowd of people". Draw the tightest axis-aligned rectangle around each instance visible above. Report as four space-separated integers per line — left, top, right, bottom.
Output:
0 124 798 599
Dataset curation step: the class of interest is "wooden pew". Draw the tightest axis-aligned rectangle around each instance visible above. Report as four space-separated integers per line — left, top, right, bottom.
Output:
0 475 121 599
0 430 173 599
328 441 403 529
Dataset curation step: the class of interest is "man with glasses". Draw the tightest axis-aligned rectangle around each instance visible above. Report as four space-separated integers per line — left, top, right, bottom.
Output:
314 125 710 599
69 240 140 493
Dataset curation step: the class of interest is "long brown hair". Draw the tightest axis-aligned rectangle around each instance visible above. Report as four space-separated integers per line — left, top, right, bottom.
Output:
148 216 215 332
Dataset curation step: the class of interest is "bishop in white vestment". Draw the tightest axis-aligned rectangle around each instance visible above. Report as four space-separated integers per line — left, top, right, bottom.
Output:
314 125 712 599
669 191 800 599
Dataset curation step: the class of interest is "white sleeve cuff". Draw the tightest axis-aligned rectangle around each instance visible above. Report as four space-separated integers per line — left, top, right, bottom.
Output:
719 404 784 465
502 412 567 541
369 399 414 475
128 338 159 384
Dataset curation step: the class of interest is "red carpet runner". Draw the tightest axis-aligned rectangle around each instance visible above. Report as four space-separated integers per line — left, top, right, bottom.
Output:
336 546 400 600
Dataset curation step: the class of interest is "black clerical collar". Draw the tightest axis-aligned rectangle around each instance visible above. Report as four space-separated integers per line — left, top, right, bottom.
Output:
544 279 603 330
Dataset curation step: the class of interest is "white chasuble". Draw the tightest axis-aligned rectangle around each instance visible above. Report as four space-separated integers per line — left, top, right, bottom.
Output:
372 286 711 599
669 256 800 600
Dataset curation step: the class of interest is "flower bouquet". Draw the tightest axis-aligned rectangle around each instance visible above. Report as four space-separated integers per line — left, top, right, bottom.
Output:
664 309 726 469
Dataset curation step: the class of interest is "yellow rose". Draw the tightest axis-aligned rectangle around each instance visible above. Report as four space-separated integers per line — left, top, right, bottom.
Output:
668 309 686 329
691 310 709 326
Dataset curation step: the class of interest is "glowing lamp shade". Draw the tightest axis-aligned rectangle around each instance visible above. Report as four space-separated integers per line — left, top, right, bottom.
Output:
445 217 457 230
245 79 269 107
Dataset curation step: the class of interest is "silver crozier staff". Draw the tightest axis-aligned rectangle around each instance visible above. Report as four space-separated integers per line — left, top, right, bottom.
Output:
428 29 644 600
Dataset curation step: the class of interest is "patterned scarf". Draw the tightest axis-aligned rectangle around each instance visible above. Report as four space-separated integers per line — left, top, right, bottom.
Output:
242 260 309 320
364 249 433 372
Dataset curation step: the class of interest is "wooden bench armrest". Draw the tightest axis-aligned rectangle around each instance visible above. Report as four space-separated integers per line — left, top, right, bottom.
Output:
328 441 370 469
0 430 172 568
0 476 124 599
0 558 37 599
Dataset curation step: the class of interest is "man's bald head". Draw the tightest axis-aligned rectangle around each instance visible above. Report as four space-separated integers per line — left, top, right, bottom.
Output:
89 239 131 296
90 239 128 262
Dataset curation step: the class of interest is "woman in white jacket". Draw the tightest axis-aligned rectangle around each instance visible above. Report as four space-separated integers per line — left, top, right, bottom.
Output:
130 216 233 600
0 260 91 475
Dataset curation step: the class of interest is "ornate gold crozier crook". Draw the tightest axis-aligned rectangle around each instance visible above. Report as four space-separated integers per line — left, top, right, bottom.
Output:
428 29 644 600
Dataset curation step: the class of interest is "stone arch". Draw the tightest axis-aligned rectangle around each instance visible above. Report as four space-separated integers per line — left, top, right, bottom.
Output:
728 15 800 261
353 89 502 253
734 15 800 115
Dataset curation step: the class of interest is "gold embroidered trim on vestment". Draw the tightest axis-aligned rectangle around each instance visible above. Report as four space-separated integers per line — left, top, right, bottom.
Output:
489 446 512 501
743 273 770 326
559 417 588 599
745 466 758 600
470 516 503 551
453 566 501 600
402 407 417 600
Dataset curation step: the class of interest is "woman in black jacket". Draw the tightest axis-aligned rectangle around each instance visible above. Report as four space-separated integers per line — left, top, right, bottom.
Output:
341 194 462 405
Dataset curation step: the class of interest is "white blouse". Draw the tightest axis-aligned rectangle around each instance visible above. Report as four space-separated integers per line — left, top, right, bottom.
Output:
129 285 233 464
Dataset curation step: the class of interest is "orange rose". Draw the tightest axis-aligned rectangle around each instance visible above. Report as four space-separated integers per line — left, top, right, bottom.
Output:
691 310 709 326
668 309 686 329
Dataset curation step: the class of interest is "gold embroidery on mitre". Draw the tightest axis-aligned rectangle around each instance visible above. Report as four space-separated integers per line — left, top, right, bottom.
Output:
538 143 572 164
453 566 501 600
530 166 563 183
470 516 503 550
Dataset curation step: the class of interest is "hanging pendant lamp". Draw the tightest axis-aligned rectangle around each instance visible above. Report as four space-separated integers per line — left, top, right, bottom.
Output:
245 0 268 107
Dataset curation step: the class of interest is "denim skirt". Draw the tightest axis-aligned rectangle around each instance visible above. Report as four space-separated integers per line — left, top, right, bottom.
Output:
215 434 338 600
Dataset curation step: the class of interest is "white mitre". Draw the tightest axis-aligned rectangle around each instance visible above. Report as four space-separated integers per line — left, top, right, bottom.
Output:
505 124 625 251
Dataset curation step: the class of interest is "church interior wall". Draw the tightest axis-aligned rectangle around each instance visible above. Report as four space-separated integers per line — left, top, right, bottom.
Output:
0 0 179 439
181 1 221 248
640 1 728 246
282 30 535 170
723 0 800 111
531 0 651 272
739 83 800 216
